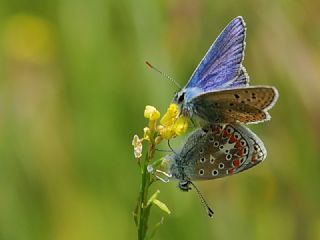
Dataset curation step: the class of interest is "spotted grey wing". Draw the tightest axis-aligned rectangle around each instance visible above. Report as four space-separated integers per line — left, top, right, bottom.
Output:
190 124 258 180
229 124 267 173
185 16 246 91
169 124 267 181
169 129 207 181
238 133 267 173
191 86 279 124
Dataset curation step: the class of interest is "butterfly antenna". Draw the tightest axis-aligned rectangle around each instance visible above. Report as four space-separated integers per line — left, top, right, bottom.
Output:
145 61 181 90
189 181 214 218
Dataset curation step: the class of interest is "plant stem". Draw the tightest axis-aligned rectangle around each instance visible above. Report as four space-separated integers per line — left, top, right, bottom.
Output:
137 141 155 240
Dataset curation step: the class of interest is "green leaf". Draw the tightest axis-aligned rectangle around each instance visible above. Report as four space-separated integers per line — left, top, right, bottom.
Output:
152 199 171 215
147 190 160 207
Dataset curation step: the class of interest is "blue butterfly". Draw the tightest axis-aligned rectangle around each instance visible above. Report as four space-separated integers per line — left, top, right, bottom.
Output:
173 16 278 124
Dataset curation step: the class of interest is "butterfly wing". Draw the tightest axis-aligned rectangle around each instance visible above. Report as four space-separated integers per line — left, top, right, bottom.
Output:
185 16 246 91
191 86 279 124
227 65 249 88
238 135 267 172
170 124 267 182
169 129 207 181
231 124 267 173
190 124 254 180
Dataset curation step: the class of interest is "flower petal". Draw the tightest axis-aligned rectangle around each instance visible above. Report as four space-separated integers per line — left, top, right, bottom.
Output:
159 126 175 139
173 116 188 136
132 135 143 158
144 105 160 121
143 127 151 141
160 104 178 127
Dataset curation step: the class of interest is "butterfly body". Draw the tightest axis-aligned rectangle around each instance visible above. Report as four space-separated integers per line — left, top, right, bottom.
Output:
173 16 278 124
168 124 266 190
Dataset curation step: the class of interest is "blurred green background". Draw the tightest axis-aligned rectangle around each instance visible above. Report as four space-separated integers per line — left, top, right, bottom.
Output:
0 0 320 239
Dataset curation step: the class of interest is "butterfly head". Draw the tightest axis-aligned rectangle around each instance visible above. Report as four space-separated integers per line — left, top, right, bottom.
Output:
172 89 196 118
178 180 192 191
167 155 183 179
172 90 189 118
169 160 191 192
173 90 185 105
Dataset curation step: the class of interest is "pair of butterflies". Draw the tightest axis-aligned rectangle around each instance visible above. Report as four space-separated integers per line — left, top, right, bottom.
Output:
158 16 278 216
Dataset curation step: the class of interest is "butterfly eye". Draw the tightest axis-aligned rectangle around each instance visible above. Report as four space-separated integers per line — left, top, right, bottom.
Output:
177 92 185 103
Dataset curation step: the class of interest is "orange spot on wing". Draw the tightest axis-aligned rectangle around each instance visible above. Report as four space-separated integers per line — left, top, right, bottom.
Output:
238 149 244 156
229 135 237 143
235 141 242 148
223 130 230 138
251 156 257 163
232 158 240 167
212 126 220 134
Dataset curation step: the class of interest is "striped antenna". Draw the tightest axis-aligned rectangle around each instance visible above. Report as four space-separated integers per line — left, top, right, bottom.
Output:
145 61 181 90
189 181 214 218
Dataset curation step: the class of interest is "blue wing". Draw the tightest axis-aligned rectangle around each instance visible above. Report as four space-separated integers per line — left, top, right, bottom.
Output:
186 16 246 91
227 65 249 88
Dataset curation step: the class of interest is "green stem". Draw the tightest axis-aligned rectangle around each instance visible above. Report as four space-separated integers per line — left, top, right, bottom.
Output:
137 141 155 240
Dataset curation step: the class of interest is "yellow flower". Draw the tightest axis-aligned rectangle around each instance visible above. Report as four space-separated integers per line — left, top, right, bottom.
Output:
138 104 188 144
158 125 174 139
158 103 188 139
173 115 188 135
143 127 151 141
144 105 160 121
160 103 178 127
132 135 143 159
144 105 160 131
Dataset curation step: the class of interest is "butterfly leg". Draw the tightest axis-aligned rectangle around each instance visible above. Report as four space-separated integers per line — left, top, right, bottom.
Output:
190 117 196 128
147 164 172 183
154 148 172 153
167 140 178 155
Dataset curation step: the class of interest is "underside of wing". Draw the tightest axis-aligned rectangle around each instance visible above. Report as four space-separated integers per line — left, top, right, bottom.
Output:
191 86 278 124
186 17 246 91
237 135 267 173
232 124 267 173
190 124 252 180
